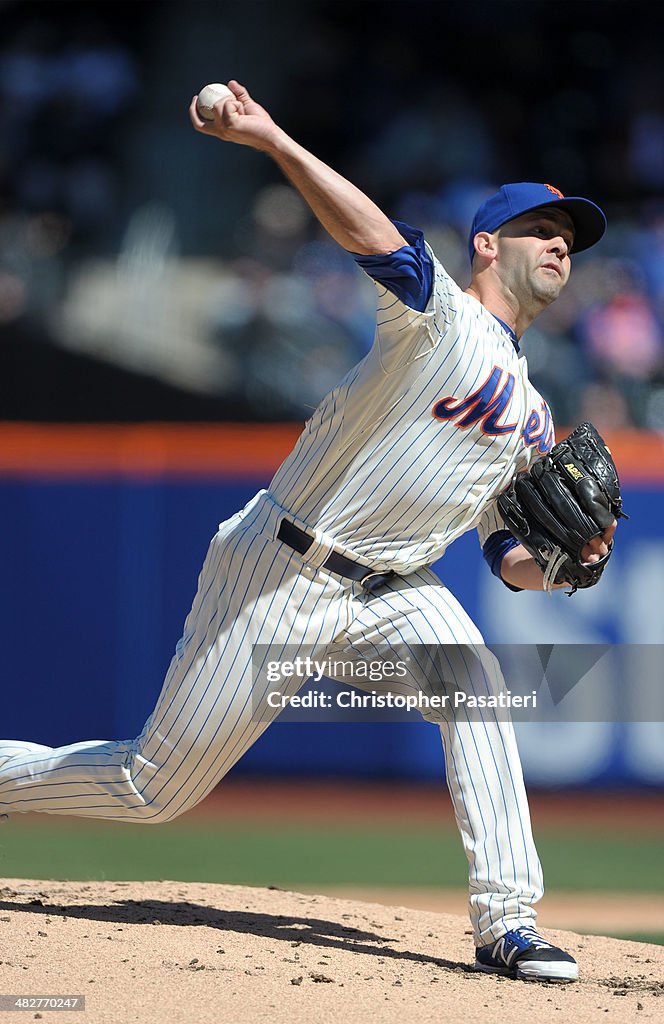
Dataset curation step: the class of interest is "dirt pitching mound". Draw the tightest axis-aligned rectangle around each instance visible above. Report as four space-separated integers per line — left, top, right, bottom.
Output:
0 880 661 1023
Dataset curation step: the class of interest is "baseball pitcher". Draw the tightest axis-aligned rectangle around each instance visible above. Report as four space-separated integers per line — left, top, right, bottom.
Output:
0 81 624 982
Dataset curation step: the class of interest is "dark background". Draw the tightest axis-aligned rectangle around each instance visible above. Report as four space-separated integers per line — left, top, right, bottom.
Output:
1 0 663 425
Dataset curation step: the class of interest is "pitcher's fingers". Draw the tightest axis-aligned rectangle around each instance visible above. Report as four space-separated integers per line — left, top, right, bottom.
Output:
603 519 617 544
189 95 213 132
219 99 243 126
228 80 251 103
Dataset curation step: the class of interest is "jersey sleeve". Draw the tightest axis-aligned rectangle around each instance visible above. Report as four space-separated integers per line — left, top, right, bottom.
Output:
352 221 433 312
352 220 462 373
476 502 523 593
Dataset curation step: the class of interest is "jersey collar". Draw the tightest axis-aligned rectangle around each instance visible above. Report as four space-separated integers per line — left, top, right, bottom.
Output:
492 315 520 353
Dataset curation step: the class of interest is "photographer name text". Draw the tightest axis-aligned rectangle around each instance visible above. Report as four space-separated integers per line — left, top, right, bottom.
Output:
265 689 538 711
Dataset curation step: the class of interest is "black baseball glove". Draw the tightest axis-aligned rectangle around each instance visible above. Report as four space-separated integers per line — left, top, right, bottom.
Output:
497 422 627 595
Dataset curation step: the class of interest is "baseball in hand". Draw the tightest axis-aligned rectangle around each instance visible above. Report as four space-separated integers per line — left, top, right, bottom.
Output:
196 83 233 121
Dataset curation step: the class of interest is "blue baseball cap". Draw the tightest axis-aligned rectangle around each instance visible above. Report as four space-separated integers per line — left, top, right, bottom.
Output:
468 182 607 264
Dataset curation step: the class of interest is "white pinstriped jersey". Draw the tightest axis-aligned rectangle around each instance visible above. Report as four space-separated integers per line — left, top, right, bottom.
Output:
269 243 555 573
0 209 559 947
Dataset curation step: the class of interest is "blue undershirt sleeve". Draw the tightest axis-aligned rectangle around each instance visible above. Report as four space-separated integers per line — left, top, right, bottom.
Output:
482 530 524 593
351 220 433 313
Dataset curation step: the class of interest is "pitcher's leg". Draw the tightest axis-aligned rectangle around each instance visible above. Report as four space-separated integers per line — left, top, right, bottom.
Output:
336 570 543 945
439 713 543 943
0 742 53 768
0 526 240 821
0 515 347 823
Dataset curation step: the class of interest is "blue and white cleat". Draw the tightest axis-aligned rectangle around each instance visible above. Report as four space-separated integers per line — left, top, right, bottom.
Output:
475 926 579 983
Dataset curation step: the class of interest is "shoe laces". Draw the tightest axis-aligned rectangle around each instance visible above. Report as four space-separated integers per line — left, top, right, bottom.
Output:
513 926 552 949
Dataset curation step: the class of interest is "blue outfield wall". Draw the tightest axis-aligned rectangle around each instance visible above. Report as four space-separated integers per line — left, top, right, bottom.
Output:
1 476 663 787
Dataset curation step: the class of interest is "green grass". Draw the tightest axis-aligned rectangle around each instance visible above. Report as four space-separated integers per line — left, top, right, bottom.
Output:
604 932 664 946
0 820 466 886
1 817 662 894
532 834 664 894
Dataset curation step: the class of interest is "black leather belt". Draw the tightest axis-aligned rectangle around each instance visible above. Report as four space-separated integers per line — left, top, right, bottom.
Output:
277 518 395 593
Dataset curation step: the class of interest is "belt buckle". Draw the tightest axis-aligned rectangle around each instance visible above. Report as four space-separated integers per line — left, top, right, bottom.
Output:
360 570 395 594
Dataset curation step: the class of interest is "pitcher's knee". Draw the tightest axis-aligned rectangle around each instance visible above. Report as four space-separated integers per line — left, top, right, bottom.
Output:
121 746 226 824
123 797 183 824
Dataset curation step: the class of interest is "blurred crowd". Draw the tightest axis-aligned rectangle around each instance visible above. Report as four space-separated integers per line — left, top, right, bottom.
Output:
1 2 663 429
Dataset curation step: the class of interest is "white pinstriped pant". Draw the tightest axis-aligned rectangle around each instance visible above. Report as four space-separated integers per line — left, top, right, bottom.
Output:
0 490 543 944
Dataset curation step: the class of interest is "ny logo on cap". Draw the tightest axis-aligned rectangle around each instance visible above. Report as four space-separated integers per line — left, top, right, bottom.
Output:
544 184 565 199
